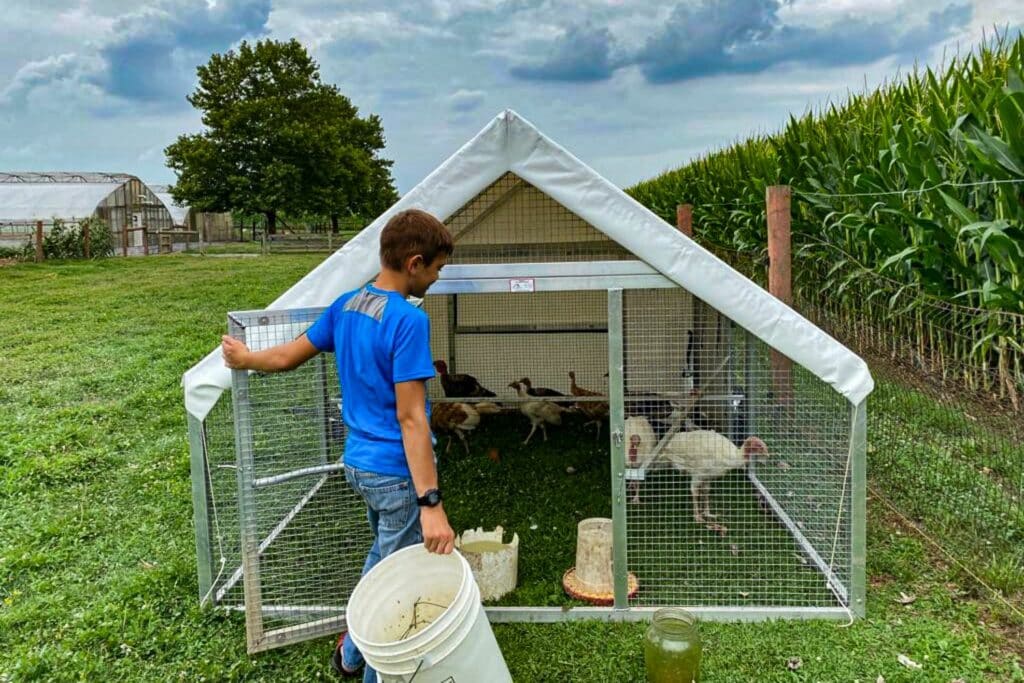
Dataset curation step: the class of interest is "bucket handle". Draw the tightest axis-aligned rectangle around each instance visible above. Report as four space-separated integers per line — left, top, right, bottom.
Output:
406 654 432 682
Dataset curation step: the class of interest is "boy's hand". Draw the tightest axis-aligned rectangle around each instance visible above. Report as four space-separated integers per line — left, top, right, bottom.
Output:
421 505 455 554
221 335 251 370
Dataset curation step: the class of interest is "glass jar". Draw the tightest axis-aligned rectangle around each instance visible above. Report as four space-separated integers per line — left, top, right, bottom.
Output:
643 607 702 683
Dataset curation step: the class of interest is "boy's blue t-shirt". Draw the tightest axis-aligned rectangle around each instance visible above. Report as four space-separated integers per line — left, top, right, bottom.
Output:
305 284 435 477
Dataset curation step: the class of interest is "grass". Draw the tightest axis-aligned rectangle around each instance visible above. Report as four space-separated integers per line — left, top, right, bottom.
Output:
1 255 1021 681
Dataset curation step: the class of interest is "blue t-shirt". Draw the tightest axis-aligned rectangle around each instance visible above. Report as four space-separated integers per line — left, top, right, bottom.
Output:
306 284 435 476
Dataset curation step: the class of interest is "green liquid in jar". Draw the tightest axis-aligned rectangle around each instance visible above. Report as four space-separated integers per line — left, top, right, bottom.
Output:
644 608 701 683
459 540 507 553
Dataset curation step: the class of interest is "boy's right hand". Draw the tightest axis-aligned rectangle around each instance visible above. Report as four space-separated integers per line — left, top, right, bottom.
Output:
221 335 251 370
421 505 455 555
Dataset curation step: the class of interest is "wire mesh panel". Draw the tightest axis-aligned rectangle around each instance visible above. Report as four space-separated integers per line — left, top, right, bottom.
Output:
191 393 244 608
227 309 373 653
422 290 609 406
444 172 631 264
621 288 859 612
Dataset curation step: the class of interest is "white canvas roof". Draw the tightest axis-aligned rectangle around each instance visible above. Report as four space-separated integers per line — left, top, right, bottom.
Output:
183 110 873 420
0 182 122 222
150 185 189 226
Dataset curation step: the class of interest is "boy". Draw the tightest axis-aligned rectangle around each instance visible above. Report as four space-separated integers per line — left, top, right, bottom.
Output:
221 209 456 681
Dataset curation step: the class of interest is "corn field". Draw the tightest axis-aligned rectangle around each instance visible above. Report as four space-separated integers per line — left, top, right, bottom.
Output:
627 35 1024 603
628 33 1024 410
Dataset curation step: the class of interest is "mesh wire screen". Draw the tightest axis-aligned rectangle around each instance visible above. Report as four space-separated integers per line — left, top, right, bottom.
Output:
709 245 1022 608
444 172 631 264
199 392 244 607
216 309 373 650
622 289 854 608
422 290 609 406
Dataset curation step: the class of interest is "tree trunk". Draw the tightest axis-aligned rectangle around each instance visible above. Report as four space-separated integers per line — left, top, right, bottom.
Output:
331 214 339 234
266 211 277 235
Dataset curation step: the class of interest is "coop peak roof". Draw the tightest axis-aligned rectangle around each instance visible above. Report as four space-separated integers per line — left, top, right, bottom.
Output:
183 109 873 420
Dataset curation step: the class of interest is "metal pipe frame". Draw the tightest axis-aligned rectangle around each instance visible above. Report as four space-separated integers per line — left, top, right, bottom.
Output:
226 604 855 623
432 274 674 295
607 288 628 609
187 414 214 604
850 399 868 617
227 316 267 653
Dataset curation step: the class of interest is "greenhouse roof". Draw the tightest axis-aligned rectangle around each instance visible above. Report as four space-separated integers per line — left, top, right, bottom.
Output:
150 185 189 225
0 182 123 223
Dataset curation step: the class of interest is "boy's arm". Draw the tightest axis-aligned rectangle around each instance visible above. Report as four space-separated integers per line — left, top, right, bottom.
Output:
221 333 321 372
395 379 455 555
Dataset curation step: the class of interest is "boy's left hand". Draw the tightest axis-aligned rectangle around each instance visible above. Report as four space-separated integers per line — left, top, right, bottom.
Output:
221 335 251 370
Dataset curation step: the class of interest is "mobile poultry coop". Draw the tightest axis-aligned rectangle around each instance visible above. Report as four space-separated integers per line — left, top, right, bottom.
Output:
183 110 873 653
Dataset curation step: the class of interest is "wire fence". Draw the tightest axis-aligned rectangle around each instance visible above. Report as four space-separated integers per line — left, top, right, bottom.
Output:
705 243 1024 607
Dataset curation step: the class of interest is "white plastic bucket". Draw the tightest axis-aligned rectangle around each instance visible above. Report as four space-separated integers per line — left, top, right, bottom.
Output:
346 544 512 683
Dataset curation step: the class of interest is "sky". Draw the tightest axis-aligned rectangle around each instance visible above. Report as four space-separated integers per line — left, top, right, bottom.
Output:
0 1 1021 194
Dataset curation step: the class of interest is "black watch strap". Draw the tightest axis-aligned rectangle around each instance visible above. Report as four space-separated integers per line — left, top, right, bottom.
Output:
416 488 443 507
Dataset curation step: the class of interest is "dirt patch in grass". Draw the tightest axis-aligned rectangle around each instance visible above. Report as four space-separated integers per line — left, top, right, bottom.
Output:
0 258 19 267
869 573 895 589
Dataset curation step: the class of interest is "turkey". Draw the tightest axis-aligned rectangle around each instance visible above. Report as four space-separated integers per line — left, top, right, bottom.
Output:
433 360 496 398
660 430 769 530
430 401 501 455
508 380 565 445
568 370 608 440
624 416 657 504
518 377 564 397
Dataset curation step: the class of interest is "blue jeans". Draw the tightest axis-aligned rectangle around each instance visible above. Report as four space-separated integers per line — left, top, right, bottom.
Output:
342 465 423 683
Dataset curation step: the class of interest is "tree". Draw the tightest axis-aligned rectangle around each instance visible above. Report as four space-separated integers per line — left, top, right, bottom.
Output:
166 39 398 234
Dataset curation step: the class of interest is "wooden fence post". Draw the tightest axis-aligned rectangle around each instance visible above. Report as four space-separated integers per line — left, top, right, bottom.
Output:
678 203 729 429
122 221 128 257
82 222 91 259
767 185 793 402
142 226 149 256
35 220 44 263
676 204 693 237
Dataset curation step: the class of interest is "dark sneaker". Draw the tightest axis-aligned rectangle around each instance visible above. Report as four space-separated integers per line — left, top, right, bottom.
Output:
330 631 363 679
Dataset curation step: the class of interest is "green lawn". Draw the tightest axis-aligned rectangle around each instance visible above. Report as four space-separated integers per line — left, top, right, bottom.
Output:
1 255 1021 681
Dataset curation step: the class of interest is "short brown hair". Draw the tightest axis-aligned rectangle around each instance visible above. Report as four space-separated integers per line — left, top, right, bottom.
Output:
379 209 453 271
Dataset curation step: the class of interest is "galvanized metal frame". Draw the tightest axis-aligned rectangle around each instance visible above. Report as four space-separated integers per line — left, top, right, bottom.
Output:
208 262 868 653
187 413 214 604
227 315 266 652
484 605 854 622
850 399 868 617
607 288 628 609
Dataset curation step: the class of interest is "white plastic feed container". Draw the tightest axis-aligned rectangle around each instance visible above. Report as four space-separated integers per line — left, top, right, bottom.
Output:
456 526 519 601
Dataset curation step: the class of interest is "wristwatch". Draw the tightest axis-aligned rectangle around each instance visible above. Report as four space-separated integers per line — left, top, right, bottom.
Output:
416 488 443 507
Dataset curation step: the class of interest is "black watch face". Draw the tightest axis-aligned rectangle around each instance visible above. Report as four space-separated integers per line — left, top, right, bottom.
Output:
421 490 441 506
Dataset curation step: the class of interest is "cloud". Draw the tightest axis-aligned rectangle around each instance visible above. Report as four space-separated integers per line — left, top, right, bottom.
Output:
506 0 973 84
635 0 781 82
0 53 106 107
446 88 486 113
510 23 619 82
725 3 974 73
270 8 455 55
2 0 271 108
